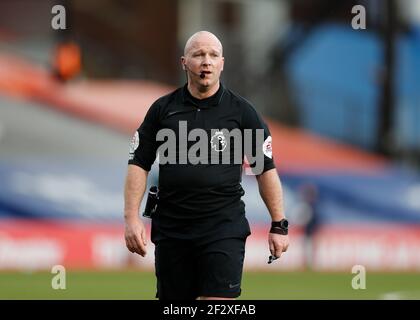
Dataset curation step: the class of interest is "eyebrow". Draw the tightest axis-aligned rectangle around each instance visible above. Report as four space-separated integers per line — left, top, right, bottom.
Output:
191 48 221 55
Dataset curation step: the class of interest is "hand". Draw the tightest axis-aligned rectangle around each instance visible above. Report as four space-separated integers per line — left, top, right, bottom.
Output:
268 233 289 259
124 216 147 256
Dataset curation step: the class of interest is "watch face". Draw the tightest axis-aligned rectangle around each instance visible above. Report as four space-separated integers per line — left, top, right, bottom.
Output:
281 219 289 229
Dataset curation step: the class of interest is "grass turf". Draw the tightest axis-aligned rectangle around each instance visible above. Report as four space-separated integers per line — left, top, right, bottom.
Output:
0 270 419 300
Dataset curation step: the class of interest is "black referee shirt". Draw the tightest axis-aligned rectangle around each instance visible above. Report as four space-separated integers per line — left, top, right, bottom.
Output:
128 83 275 244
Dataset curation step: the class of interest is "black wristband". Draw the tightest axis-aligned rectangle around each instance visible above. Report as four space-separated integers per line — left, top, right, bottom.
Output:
270 219 288 235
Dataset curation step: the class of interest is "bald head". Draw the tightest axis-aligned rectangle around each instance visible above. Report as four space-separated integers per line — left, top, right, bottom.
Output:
184 31 223 56
181 31 224 98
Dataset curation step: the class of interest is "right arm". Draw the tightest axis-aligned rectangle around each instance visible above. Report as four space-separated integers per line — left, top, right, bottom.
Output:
124 164 149 256
124 101 160 256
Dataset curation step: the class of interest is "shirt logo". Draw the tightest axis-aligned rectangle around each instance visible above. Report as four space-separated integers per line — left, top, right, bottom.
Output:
129 131 139 159
210 130 227 152
262 136 272 159
155 121 269 175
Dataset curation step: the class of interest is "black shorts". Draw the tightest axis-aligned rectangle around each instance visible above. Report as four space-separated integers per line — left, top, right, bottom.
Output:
154 237 246 300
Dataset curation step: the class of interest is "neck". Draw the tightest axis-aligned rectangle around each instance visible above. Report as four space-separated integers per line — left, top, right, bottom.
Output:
187 81 220 100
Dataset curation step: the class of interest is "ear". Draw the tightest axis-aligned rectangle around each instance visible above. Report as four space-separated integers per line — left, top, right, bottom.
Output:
181 56 186 70
221 57 225 71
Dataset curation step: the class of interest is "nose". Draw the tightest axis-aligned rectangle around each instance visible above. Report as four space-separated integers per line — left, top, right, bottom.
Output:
202 54 212 66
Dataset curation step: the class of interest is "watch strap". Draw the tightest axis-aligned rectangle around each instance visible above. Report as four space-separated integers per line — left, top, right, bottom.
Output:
270 219 288 235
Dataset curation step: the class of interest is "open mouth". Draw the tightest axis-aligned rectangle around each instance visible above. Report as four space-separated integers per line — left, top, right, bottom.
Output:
200 71 212 77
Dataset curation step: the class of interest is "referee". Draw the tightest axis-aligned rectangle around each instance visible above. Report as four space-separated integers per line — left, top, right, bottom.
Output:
124 31 289 300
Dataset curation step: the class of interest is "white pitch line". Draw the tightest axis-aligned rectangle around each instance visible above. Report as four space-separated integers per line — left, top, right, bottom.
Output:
379 291 404 300
379 291 420 300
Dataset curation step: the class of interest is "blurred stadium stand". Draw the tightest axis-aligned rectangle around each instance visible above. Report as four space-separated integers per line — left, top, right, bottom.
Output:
286 23 420 152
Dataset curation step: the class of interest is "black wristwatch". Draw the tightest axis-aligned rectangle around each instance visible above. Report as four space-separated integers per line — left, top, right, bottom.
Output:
270 219 289 235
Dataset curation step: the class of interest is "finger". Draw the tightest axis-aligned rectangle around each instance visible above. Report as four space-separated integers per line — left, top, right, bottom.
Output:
273 242 283 258
125 238 135 253
128 236 139 253
127 235 143 255
141 228 147 246
133 233 147 256
269 240 275 256
128 235 142 255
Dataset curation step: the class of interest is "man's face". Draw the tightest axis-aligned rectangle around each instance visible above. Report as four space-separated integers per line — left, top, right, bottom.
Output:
182 34 224 92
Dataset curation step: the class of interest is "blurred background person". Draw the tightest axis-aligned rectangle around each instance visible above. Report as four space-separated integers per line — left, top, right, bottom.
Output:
51 39 81 82
297 183 321 271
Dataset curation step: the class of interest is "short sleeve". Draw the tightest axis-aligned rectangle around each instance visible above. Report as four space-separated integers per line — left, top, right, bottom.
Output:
128 102 160 171
241 104 276 175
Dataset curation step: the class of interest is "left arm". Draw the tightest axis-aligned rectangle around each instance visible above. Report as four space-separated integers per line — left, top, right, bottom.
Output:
256 168 289 259
241 102 289 259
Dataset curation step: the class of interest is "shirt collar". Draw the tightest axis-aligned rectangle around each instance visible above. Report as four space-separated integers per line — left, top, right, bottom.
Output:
182 82 225 108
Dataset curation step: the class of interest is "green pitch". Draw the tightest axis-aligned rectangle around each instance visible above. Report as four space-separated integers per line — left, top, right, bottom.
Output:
0 271 419 300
